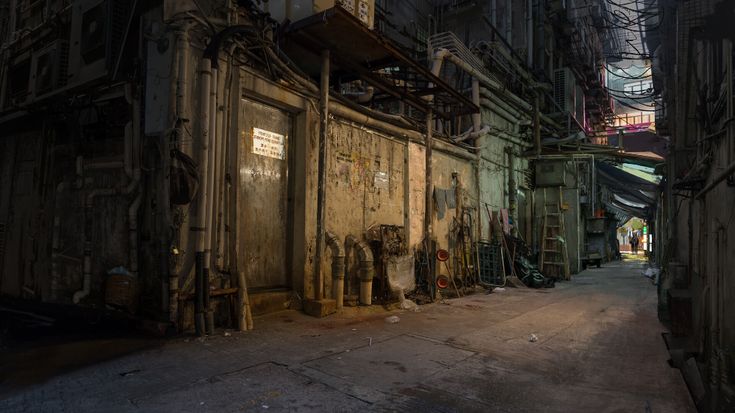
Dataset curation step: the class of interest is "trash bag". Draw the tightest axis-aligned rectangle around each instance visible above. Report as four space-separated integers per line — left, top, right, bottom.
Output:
170 149 199 205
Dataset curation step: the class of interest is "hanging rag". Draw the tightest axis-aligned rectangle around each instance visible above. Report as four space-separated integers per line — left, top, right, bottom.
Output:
446 188 457 209
434 188 447 219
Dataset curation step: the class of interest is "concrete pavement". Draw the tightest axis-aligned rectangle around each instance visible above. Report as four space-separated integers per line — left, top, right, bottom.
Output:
1 259 694 412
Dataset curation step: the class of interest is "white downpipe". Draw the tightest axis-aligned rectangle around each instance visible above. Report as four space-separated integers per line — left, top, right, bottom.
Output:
176 27 191 154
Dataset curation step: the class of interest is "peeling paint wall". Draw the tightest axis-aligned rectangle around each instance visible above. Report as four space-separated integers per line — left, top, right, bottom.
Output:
325 121 406 237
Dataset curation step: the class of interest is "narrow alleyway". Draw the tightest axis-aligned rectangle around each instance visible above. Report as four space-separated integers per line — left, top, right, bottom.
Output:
1 259 693 412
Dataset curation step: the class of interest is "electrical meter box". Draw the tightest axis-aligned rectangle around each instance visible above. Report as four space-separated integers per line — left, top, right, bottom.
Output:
263 0 374 29
535 161 567 187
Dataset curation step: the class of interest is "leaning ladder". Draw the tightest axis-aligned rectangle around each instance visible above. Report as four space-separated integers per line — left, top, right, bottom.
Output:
539 187 570 280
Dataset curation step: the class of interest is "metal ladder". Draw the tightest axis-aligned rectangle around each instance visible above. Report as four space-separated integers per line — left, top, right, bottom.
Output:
539 187 570 280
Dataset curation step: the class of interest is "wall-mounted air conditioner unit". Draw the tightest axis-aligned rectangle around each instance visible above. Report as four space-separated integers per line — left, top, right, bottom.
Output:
553 67 574 111
3 54 33 108
14 0 45 32
554 67 585 126
31 40 69 99
67 0 130 88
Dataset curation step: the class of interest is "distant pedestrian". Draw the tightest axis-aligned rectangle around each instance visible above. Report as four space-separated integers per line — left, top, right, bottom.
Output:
630 233 639 255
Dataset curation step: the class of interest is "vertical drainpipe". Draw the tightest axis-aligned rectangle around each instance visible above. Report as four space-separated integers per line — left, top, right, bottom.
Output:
194 57 212 336
424 108 434 242
203 64 218 335
472 79 483 241
314 50 330 301
170 25 190 328
491 0 497 27
526 0 534 69
505 0 512 45
424 109 434 300
534 93 541 157
507 148 517 237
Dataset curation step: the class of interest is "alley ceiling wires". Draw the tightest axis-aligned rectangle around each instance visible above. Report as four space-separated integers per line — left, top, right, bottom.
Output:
599 0 661 60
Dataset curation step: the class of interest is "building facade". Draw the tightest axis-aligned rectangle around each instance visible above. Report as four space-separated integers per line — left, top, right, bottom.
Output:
0 0 632 335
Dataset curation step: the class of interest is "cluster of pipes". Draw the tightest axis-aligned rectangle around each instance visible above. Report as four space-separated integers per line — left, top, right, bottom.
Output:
165 20 251 336
192 28 247 336
324 232 375 308
53 85 143 305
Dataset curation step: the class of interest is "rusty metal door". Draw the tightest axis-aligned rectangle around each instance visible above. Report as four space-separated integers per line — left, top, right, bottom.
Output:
238 99 291 289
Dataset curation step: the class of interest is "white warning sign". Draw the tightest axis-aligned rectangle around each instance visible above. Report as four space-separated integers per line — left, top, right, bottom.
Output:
252 127 285 160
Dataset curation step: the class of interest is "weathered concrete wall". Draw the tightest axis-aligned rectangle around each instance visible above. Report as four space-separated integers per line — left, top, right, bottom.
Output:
322 120 407 294
477 101 532 240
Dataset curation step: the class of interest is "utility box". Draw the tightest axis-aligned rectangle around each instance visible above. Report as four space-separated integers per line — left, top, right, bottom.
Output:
668 289 693 337
586 218 605 233
535 161 566 187
669 262 689 288
264 0 374 29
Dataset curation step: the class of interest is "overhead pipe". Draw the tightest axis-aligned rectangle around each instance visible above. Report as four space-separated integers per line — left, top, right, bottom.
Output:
454 125 492 143
433 48 560 132
695 159 735 199
329 103 475 160
480 98 521 125
342 84 375 103
325 231 346 309
479 87 523 119
345 235 375 306
431 48 532 114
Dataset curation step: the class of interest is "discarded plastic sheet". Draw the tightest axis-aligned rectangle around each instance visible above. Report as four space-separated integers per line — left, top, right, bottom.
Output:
385 315 400 324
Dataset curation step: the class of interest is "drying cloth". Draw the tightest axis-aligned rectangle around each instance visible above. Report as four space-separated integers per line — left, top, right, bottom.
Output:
500 208 510 234
434 188 447 219
446 188 457 209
